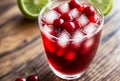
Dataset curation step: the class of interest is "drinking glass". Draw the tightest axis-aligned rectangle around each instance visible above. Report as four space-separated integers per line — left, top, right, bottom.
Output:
38 0 104 80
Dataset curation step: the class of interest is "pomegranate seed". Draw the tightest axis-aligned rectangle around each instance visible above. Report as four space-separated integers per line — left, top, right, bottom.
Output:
60 13 73 21
84 6 96 16
53 18 64 28
26 75 39 81
15 78 26 81
74 21 82 29
88 15 98 23
61 22 76 34
69 0 80 9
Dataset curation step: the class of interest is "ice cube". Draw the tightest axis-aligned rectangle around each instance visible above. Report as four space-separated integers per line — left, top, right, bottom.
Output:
84 23 97 34
43 10 60 24
43 25 53 33
81 38 94 54
58 31 70 48
72 30 84 46
70 8 80 18
59 3 70 14
85 38 94 48
77 15 89 26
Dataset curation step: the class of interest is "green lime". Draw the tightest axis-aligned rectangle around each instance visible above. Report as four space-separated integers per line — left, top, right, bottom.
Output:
18 0 51 20
90 0 113 16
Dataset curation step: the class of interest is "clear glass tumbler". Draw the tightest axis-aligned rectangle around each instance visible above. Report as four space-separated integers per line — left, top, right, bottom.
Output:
38 0 104 80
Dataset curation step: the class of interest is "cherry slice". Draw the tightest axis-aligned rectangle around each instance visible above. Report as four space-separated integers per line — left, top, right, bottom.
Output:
15 78 26 81
60 13 73 22
26 75 39 81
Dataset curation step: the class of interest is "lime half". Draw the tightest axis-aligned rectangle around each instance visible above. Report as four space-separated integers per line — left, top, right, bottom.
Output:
90 0 113 16
18 0 50 19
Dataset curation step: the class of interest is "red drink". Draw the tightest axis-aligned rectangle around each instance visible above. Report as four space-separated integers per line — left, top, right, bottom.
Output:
38 0 104 80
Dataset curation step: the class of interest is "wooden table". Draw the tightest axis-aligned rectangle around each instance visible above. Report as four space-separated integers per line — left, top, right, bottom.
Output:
0 0 120 81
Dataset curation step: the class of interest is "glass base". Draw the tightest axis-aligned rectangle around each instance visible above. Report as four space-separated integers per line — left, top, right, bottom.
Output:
49 64 85 80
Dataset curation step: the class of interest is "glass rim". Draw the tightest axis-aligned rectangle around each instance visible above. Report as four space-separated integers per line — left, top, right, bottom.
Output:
38 0 104 41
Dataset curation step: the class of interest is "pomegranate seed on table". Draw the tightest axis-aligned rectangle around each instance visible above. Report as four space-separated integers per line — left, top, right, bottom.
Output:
15 78 26 81
26 75 39 81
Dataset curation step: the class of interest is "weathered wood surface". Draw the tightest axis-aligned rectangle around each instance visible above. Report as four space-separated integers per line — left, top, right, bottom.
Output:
0 0 120 81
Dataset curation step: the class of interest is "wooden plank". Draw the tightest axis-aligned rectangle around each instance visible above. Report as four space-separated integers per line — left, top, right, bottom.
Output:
0 38 43 76
0 0 16 9
0 19 39 54
0 12 40 54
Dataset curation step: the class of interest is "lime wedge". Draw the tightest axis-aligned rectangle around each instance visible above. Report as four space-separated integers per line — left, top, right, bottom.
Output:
18 0 50 20
90 0 113 16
